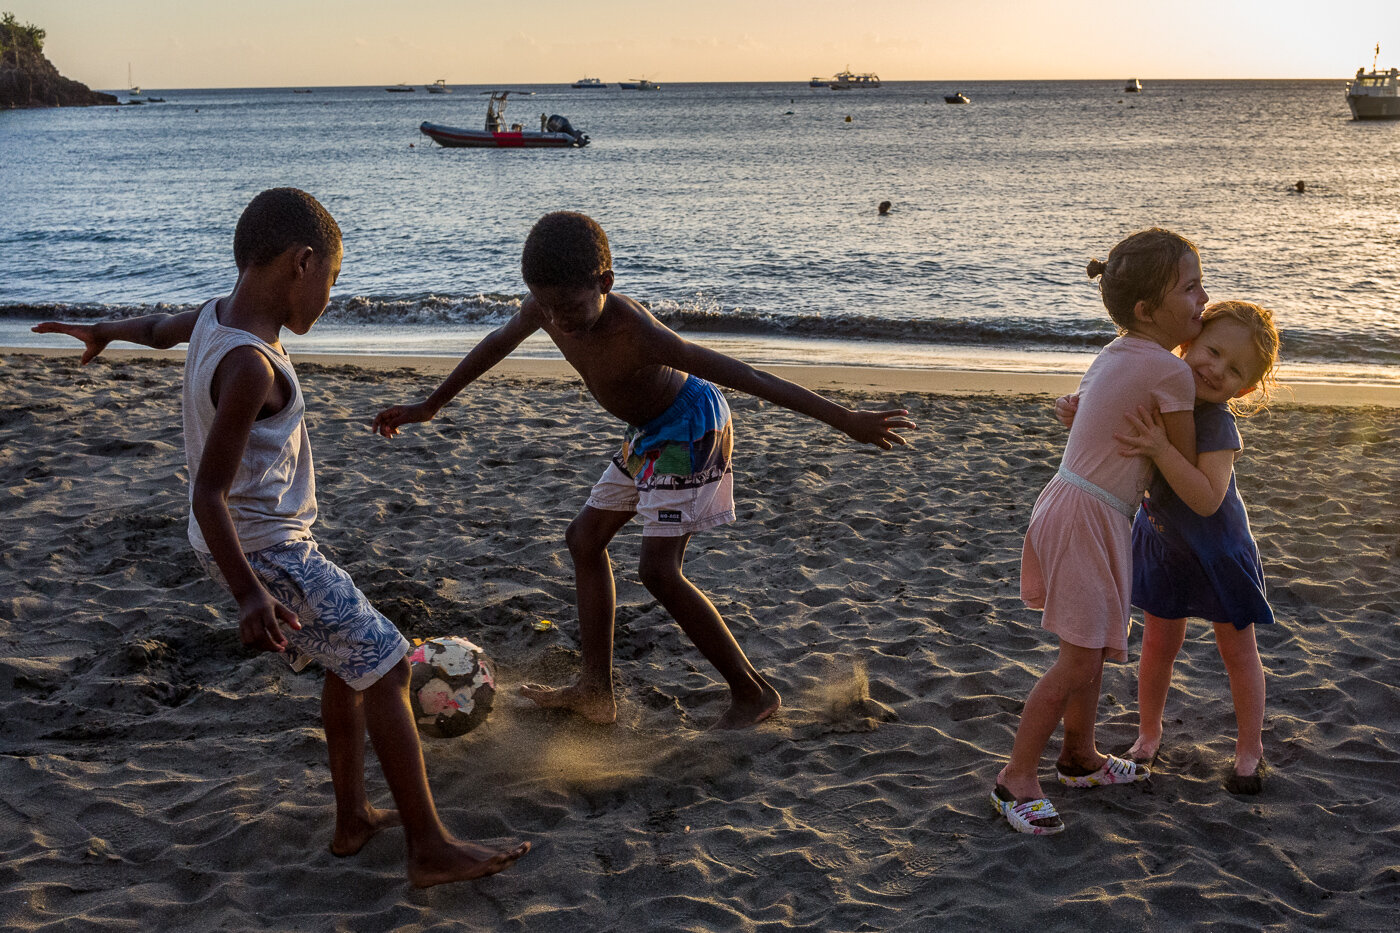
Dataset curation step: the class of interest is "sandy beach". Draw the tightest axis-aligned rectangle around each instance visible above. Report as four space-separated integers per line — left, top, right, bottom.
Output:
1 347 1397 931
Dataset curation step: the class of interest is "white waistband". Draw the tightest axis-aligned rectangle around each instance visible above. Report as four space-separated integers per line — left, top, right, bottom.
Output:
1056 465 1138 520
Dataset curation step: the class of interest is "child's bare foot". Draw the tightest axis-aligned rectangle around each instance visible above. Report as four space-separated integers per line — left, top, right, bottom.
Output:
1225 756 1265 795
1123 736 1162 767
408 839 532 889
330 806 402 857
518 682 617 723
710 683 782 730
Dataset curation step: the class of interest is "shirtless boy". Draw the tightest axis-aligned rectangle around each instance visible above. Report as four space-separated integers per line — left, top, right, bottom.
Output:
372 211 914 729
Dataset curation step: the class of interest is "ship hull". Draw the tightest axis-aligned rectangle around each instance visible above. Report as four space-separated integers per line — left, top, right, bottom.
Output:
1347 94 1400 120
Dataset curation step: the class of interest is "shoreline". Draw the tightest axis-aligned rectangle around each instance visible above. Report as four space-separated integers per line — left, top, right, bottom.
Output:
9 346 1399 407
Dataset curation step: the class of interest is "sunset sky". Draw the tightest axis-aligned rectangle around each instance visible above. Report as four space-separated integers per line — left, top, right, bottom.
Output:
12 0 1400 89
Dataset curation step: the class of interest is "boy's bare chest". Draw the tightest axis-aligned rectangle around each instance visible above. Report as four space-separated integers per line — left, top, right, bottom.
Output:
559 344 683 425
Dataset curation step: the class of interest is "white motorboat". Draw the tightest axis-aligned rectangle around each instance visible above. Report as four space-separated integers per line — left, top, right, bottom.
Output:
1346 45 1400 120
426 79 451 94
830 68 880 89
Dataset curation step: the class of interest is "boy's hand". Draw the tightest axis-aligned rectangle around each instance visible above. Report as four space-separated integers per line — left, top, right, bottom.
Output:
1054 393 1079 429
371 400 438 438
1115 405 1170 459
843 408 916 450
32 321 109 365
237 589 302 654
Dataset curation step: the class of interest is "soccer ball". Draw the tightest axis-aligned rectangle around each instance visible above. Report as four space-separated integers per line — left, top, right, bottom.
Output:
407 636 496 738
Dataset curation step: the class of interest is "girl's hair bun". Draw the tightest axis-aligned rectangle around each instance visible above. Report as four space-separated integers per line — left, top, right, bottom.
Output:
1086 258 1108 279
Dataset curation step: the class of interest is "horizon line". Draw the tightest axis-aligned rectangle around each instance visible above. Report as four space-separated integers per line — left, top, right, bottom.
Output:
102 76 1354 92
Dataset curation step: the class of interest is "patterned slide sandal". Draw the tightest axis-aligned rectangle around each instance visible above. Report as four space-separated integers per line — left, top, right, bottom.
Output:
1057 753 1150 788
990 784 1065 835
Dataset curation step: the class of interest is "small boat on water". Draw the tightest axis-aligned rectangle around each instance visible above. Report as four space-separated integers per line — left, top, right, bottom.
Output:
1124 78 1142 93
419 91 589 148
619 77 660 90
830 68 880 89
386 83 415 93
1346 45 1400 120
571 76 607 88
426 79 451 94
944 92 969 104
809 76 829 88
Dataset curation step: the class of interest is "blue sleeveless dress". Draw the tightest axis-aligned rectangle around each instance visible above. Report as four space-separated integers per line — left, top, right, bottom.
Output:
1131 403 1274 630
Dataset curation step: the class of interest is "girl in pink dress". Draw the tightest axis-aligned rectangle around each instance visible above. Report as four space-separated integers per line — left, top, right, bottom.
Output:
991 228 1208 835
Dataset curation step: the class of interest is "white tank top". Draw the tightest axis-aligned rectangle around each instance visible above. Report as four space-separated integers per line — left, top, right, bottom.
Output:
182 298 317 553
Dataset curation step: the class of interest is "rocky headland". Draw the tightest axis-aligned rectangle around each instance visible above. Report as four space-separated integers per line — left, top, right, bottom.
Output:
1 13 115 108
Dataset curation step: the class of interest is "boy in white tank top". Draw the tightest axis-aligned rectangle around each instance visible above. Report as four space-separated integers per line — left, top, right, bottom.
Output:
33 188 528 889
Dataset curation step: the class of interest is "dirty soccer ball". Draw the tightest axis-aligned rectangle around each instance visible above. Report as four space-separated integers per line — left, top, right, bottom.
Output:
407 636 496 738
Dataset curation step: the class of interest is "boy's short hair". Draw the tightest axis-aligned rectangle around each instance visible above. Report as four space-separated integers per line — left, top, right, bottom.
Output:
521 211 611 287
234 188 342 271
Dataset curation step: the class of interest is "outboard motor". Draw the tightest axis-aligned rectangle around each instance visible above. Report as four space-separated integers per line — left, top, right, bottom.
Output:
546 114 589 147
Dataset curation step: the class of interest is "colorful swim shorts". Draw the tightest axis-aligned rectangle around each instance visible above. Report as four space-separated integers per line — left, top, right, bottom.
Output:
586 375 736 536
198 538 410 690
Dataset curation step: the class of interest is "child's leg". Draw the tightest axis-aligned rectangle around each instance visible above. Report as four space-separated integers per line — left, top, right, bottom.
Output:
1056 653 1105 772
637 533 780 729
322 673 402 856
1213 622 1265 777
997 641 1106 801
361 659 530 888
518 504 634 723
1128 613 1188 761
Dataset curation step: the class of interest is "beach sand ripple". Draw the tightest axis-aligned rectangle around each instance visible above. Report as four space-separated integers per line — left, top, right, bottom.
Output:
1 353 1397 930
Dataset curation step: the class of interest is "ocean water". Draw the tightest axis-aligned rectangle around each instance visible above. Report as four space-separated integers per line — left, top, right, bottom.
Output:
2 80 1398 383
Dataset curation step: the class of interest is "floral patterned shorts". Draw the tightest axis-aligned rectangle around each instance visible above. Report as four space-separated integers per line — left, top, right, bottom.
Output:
199 539 410 690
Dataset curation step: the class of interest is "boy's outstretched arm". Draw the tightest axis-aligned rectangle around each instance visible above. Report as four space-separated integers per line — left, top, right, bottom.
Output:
192 347 302 653
33 310 202 364
371 309 541 438
661 335 915 449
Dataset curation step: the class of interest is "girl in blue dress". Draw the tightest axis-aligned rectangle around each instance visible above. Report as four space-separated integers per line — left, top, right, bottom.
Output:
1112 301 1281 794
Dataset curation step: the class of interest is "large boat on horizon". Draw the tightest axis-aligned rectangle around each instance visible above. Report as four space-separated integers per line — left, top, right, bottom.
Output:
829 68 880 90
1346 45 1400 120
571 76 607 88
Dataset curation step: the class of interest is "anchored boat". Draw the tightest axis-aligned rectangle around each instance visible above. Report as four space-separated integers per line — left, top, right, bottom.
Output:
830 68 880 89
1346 45 1400 120
419 91 589 148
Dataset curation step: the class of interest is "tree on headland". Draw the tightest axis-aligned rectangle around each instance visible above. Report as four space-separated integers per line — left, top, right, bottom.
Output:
1 11 113 108
0 12 47 57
